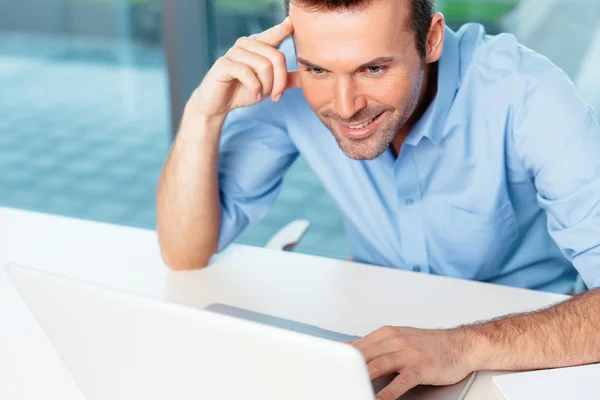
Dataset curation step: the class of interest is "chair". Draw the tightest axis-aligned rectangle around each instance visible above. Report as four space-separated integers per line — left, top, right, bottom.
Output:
265 219 311 251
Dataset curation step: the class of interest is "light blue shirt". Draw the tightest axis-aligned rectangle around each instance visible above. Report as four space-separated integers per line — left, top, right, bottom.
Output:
216 24 600 294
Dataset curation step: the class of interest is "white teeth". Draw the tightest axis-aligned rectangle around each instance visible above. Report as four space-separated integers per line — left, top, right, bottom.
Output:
348 118 374 129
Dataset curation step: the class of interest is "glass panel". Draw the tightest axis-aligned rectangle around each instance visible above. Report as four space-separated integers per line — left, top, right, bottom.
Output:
0 0 170 229
5 0 597 262
441 0 600 118
213 0 286 57
439 0 519 34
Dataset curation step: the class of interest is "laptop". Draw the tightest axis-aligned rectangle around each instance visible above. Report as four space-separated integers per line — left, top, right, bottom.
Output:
5 263 475 400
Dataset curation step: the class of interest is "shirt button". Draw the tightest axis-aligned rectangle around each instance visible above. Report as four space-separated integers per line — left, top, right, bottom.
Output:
412 265 422 272
404 198 414 205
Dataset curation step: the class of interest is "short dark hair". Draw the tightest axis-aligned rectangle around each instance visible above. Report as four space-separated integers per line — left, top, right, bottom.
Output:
284 0 435 60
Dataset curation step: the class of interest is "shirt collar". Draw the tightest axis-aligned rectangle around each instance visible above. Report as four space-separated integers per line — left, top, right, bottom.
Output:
404 26 461 146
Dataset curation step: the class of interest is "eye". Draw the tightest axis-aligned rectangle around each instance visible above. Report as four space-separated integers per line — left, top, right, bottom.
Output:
366 65 385 75
307 67 326 77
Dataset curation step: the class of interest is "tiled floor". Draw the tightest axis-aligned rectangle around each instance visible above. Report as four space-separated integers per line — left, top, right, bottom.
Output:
1 4 599 262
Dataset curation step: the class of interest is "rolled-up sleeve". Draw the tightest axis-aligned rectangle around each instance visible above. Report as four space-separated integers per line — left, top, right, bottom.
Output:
217 99 298 251
513 68 600 289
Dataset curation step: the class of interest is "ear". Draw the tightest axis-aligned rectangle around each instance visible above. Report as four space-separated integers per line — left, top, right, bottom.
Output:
425 12 445 64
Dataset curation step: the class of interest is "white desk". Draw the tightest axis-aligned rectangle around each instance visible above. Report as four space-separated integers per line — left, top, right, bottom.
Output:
0 207 568 400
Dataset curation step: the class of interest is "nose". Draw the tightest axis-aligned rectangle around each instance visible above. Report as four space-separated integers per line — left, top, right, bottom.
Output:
333 77 367 121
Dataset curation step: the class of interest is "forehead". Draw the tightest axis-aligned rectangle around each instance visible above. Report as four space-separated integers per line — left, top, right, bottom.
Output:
290 0 414 67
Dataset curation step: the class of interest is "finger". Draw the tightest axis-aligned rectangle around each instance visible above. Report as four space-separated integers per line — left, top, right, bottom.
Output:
215 57 262 101
360 337 405 362
226 47 274 97
368 353 408 381
352 326 398 350
287 71 301 89
251 16 294 47
233 37 288 100
376 370 421 400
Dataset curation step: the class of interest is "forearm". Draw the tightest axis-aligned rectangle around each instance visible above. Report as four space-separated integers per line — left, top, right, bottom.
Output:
157 106 225 270
462 287 600 372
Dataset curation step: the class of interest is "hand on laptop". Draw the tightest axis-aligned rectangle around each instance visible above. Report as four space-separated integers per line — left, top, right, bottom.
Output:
349 326 475 400
188 17 300 121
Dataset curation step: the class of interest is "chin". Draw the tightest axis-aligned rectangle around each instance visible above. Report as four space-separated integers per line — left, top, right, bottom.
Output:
341 149 383 161
335 134 389 161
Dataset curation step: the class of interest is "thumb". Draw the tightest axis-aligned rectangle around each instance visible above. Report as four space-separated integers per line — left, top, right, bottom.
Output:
286 71 301 90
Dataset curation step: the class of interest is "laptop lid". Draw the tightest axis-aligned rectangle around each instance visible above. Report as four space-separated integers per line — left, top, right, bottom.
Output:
5 263 375 400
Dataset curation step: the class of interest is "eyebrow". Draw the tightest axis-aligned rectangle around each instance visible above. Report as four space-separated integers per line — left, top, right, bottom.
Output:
297 56 398 72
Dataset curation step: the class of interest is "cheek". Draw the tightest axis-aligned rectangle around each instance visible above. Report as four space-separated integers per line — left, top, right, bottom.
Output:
300 78 333 110
359 77 417 108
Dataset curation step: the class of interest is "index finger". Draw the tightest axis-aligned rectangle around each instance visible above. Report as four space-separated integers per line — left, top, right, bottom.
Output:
352 326 397 350
251 17 294 47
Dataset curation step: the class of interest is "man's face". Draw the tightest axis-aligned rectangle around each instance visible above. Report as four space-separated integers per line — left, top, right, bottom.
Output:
291 0 426 160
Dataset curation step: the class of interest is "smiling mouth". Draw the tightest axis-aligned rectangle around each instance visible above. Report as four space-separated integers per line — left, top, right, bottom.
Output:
346 115 379 129
333 111 387 140
343 114 380 129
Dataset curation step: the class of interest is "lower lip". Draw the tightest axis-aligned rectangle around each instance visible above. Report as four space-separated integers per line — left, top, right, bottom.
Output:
337 112 386 139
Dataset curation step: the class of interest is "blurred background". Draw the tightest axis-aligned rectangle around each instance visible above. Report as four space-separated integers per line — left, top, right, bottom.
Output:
1 0 599 260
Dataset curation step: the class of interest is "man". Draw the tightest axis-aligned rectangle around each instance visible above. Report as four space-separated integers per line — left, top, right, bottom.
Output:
157 0 600 398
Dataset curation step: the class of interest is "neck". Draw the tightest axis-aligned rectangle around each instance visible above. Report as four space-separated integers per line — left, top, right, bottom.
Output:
391 62 439 157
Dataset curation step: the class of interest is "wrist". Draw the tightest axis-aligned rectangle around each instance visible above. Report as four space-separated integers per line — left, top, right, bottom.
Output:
450 325 494 372
179 107 226 145
181 102 227 129
185 87 230 123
